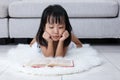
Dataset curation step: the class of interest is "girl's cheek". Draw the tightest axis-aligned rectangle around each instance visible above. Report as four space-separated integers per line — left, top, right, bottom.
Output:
45 30 52 34
59 32 63 36
61 30 65 34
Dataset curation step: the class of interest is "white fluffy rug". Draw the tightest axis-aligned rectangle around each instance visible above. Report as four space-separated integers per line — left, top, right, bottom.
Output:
2 44 102 76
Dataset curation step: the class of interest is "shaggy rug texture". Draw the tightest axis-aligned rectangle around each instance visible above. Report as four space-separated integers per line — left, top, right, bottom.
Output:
0 44 103 76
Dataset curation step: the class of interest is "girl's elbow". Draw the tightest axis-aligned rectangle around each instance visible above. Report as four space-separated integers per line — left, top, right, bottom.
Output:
44 53 54 57
55 53 65 57
76 43 83 48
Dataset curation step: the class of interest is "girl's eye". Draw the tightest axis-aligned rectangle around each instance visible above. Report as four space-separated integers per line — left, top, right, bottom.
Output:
59 27 64 29
49 26 54 29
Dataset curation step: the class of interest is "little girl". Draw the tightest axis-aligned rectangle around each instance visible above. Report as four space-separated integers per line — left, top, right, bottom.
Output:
31 4 82 57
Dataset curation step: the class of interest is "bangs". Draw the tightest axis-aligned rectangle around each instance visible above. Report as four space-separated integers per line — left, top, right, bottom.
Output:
47 15 65 24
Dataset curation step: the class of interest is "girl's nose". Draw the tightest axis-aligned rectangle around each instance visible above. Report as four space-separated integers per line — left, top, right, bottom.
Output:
54 28 59 34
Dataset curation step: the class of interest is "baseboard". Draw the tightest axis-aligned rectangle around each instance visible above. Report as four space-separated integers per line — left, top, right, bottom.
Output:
79 38 120 45
0 38 120 45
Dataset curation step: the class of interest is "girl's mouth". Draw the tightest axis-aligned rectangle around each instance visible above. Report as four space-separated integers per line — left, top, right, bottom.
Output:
52 36 59 39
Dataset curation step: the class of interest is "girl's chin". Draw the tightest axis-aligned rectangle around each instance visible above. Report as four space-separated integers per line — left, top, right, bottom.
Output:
52 38 60 41
52 39 59 41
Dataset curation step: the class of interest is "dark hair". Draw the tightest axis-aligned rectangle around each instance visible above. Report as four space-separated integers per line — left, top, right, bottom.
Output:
36 4 72 47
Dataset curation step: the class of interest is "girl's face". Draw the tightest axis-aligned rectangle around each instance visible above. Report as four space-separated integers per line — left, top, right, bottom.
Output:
45 21 66 41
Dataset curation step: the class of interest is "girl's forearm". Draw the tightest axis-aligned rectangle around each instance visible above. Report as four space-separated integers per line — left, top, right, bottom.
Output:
71 33 82 47
44 41 54 57
30 37 36 47
55 40 66 57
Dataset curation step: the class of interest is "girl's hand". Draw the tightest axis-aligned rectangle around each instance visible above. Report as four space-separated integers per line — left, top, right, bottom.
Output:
60 30 69 41
42 32 52 42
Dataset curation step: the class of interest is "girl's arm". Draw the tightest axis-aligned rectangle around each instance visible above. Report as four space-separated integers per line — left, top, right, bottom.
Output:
30 37 36 47
55 31 69 57
40 32 54 57
40 40 54 57
55 40 68 57
71 33 82 48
